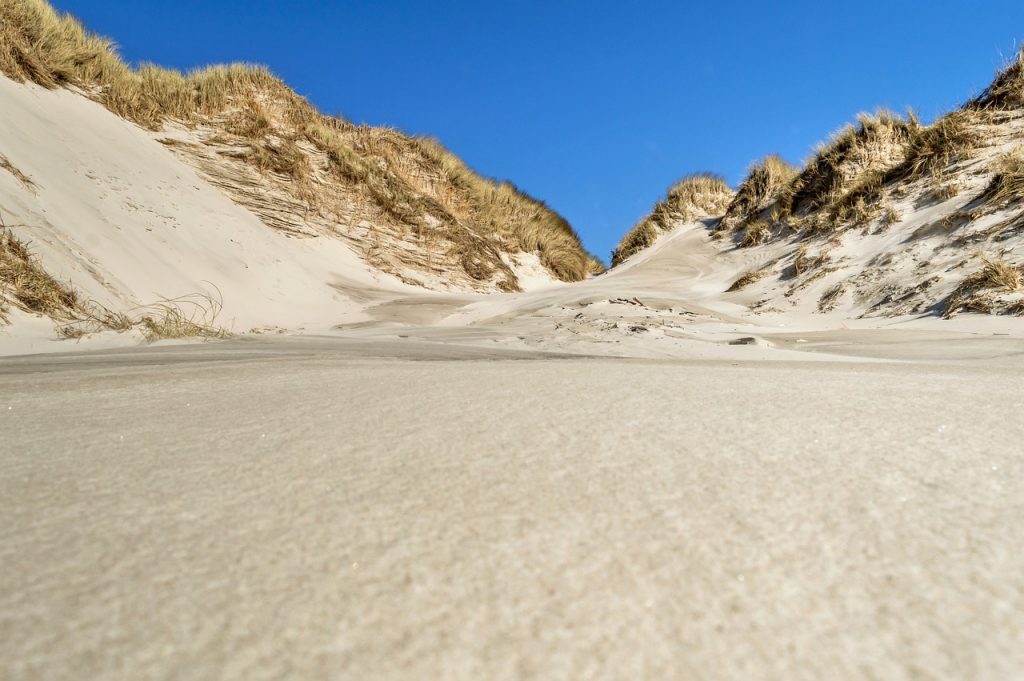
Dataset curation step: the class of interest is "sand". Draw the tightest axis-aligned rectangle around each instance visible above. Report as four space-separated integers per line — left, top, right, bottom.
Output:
3 337 1024 680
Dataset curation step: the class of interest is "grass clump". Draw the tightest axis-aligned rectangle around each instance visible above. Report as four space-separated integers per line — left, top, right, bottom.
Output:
612 173 732 265
880 206 902 229
0 154 36 190
980 149 1024 206
0 226 78 318
781 111 918 218
2 216 230 339
944 257 1024 317
789 245 831 278
822 169 886 228
727 268 770 292
135 295 230 341
891 111 980 180
721 155 798 231
930 176 962 202
967 49 1024 112
818 283 846 312
240 139 310 181
740 220 772 247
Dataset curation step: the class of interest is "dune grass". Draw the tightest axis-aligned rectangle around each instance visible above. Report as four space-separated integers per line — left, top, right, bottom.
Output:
890 111 980 181
788 246 832 278
740 220 772 247
945 257 1024 317
968 49 1024 111
980 149 1024 206
0 0 601 287
611 173 732 265
781 111 918 218
726 268 770 292
722 155 799 230
879 206 902 230
0 154 36 190
0 226 79 319
2 216 229 338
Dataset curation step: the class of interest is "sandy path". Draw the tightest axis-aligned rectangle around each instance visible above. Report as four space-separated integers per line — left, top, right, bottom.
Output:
3 338 1023 680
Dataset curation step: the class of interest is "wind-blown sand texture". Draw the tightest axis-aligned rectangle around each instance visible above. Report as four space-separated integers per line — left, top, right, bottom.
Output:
3 336 1024 680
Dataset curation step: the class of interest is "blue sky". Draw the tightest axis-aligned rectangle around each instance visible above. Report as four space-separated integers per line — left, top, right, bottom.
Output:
52 0 1024 262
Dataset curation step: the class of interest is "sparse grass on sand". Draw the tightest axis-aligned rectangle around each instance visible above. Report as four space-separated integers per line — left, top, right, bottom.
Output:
726 268 770 292
740 220 772 247
1 221 230 340
879 205 902 229
59 293 231 342
0 154 36 190
612 174 732 265
930 176 962 202
817 283 846 312
790 245 832 278
0 225 78 321
0 0 601 287
980 149 1024 206
944 256 1024 317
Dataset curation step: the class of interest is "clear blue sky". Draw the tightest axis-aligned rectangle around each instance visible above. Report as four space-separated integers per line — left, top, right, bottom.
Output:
52 0 1024 262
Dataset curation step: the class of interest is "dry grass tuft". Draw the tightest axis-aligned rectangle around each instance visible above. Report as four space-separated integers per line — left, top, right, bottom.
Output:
726 268 770 292
980 149 1024 206
612 173 732 265
789 245 831 278
224 100 274 139
135 295 230 341
722 155 798 231
880 206 902 229
944 256 1024 317
2 217 230 338
0 154 36 190
240 139 310 181
740 220 772 247
968 48 1024 111
781 111 918 218
930 176 962 202
822 169 885 228
892 111 980 180
818 283 846 312
0 226 79 318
